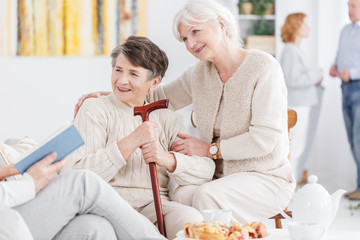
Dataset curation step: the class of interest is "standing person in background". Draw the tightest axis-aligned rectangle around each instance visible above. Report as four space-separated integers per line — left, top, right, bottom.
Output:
330 0 360 201
280 13 323 184
73 0 295 224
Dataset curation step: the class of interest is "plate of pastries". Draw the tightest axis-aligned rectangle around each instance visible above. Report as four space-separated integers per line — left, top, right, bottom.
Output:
177 221 269 240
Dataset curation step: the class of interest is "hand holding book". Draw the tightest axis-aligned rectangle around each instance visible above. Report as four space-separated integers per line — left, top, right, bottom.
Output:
14 123 84 174
26 152 67 193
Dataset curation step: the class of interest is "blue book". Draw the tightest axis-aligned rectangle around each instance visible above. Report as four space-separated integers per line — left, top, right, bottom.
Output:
14 123 84 174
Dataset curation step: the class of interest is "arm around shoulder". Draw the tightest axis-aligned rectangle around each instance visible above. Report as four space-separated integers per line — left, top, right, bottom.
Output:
146 64 196 110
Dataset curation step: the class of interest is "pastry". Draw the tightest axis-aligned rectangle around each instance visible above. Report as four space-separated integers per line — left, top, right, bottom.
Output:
183 221 267 239
183 221 229 240
250 222 268 238
228 231 249 240
242 224 257 239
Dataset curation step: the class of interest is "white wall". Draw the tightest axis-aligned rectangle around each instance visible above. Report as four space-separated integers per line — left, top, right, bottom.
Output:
0 57 112 142
0 0 356 192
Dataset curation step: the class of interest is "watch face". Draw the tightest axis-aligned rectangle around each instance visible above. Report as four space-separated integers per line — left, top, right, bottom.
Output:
209 145 218 155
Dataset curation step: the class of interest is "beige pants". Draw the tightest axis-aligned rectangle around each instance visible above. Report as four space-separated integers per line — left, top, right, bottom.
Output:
173 172 295 224
139 199 202 239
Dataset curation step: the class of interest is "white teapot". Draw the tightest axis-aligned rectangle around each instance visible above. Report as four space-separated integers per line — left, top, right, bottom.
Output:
278 175 346 228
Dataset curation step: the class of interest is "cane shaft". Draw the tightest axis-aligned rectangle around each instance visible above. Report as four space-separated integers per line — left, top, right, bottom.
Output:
149 162 166 236
134 99 168 237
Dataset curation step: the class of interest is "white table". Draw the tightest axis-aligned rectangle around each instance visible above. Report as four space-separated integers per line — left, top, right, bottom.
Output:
174 229 360 240
266 228 360 239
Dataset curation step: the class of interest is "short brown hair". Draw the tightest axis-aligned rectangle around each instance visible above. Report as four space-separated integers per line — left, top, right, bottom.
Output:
111 36 169 81
281 13 307 43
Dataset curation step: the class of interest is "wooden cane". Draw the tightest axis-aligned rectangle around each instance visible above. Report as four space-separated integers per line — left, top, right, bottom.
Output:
134 99 168 237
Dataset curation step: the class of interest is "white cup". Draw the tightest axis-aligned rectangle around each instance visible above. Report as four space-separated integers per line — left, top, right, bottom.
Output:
288 221 326 240
202 209 232 226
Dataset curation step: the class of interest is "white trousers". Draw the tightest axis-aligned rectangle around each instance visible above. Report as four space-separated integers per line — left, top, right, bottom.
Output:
173 172 295 224
0 208 118 240
53 214 117 240
0 206 33 240
10 170 165 240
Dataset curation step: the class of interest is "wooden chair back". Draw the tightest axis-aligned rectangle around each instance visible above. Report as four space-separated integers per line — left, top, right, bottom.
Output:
287 109 297 160
270 109 297 228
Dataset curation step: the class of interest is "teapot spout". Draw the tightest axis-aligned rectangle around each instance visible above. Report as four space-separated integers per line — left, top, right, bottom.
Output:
330 189 346 223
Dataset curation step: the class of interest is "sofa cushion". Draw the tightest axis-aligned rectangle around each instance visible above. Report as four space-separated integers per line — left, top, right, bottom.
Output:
0 137 37 180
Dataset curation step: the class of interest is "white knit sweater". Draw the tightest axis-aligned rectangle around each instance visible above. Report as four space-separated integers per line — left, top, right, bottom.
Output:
147 49 294 182
63 93 215 209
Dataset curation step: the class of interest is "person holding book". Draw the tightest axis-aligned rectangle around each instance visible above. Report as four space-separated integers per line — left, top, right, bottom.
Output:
62 36 215 239
73 0 294 224
0 152 166 240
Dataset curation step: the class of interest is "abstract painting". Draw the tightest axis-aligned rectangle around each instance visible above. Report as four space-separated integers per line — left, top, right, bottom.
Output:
0 0 147 56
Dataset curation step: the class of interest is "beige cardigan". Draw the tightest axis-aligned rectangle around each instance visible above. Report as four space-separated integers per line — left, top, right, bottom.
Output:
63 94 215 209
148 49 293 182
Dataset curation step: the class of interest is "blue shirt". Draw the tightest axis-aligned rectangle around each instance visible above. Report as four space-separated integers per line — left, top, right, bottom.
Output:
334 21 360 80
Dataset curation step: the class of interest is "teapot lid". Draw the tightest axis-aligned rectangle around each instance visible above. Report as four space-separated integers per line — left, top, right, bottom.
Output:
297 175 329 198
308 175 318 184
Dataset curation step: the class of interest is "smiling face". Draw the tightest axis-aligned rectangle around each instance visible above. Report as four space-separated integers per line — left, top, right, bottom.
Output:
178 19 224 62
111 53 159 107
348 0 360 23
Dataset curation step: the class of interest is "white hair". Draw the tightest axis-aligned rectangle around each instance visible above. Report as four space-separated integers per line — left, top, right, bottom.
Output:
172 0 242 46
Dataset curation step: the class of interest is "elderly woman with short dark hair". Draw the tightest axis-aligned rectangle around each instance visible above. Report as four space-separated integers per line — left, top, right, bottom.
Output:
63 36 215 239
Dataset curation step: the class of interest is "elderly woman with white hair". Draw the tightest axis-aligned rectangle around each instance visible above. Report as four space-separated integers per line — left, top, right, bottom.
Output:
75 0 295 224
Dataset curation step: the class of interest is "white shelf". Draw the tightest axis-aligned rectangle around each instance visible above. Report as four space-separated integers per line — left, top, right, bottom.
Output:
238 14 275 20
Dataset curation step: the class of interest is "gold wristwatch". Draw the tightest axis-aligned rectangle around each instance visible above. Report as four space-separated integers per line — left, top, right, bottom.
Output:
209 142 219 160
